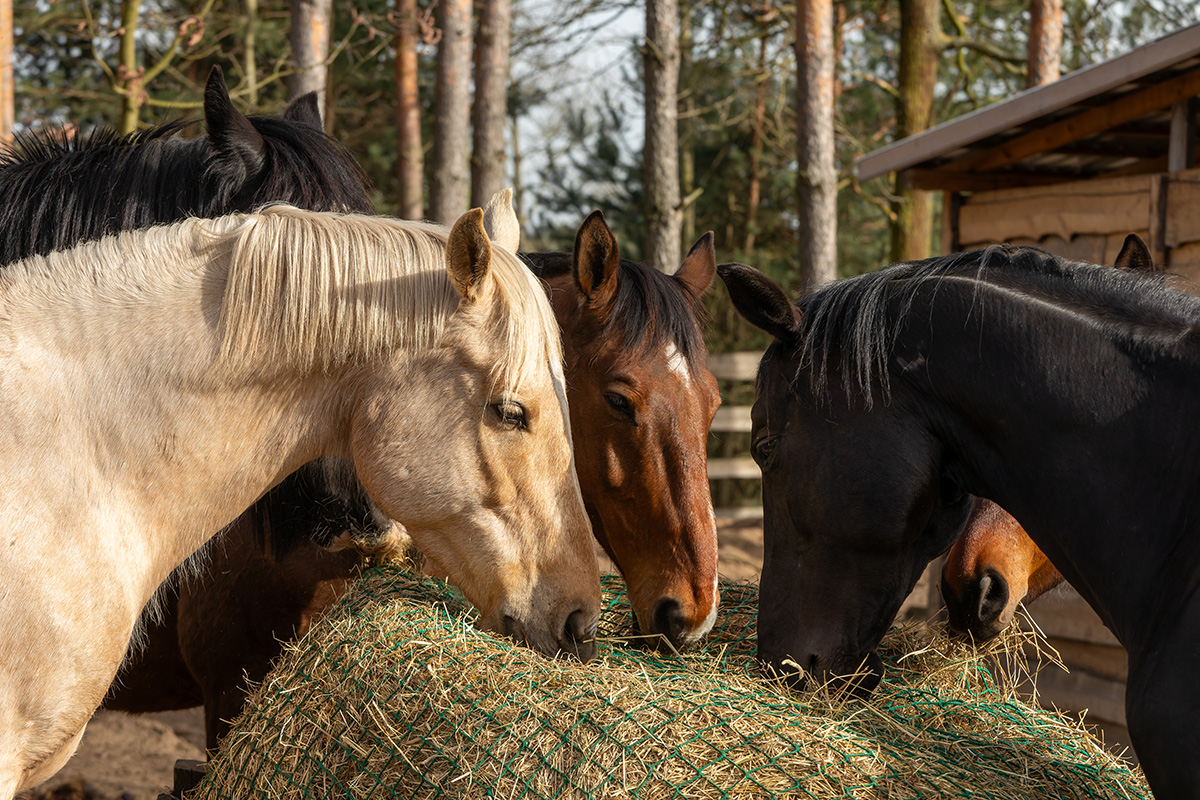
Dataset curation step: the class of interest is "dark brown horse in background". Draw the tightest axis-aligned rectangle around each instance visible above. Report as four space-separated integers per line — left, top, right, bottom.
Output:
4 78 721 749
940 234 1157 640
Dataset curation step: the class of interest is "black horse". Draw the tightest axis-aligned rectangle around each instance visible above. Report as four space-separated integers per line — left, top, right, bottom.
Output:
718 247 1200 797
0 66 391 734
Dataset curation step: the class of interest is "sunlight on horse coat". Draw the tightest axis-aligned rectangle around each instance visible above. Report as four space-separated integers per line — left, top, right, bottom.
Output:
0 206 599 797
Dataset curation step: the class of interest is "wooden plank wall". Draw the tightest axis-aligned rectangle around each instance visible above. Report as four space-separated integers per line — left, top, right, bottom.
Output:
943 168 1200 762
707 351 764 516
957 167 1200 287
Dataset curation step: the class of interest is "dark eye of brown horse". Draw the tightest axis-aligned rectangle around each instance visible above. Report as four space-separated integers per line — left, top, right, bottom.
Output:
491 401 527 431
604 392 635 422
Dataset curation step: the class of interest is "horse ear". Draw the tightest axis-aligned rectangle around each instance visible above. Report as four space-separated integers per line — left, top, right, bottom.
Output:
446 208 493 303
482 188 520 253
1113 233 1159 271
283 91 323 128
673 231 716 298
717 262 803 342
572 210 619 307
204 65 266 175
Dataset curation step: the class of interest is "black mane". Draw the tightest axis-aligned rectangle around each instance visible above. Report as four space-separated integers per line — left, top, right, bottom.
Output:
521 251 708 370
789 244 1200 406
0 114 373 264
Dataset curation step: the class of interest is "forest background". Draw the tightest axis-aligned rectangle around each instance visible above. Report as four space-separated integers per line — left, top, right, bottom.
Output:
10 0 1200 353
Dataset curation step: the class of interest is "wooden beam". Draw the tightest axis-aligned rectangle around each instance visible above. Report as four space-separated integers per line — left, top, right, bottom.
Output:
707 351 765 382
944 67 1200 174
1168 97 1198 173
904 168 1079 191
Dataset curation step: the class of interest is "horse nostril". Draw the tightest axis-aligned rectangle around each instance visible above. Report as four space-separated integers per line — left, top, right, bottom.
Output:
651 598 686 647
562 608 596 662
976 571 1009 625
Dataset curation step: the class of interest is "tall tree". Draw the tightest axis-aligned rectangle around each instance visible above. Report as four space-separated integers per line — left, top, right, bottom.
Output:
430 0 473 225
1028 0 1063 86
795 0 837 288
0 0 11 144
471 0 511 209
289 0 332 121
394 0 424 219
643 0 682 274
890 0 940 262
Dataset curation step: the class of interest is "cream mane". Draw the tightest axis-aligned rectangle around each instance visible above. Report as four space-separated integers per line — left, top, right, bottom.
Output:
0 207 562 396
217 206 562 393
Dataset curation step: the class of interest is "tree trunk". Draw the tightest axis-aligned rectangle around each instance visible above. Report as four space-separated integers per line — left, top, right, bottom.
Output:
644 0 682 273
394 0 424 219
0 0 12 145
794 0 837 289
430 0 473 225
244 0 259 109
288 0 332 123
470 0 511 209
678 0 695 249
1027 0 1063 87
890 0 940 263
745 5 770 256
118 0 143 133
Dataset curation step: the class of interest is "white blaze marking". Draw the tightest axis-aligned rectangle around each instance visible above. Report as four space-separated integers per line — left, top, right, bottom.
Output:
664 342 690 387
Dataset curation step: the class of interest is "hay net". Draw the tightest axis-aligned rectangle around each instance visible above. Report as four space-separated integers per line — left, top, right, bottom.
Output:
193 566 1148 799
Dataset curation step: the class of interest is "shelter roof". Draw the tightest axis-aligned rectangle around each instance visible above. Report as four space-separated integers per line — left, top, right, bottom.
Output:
855 24 1200 191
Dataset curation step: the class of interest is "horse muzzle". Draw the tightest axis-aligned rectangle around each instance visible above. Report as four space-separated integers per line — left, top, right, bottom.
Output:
758 647 885 697
498 606 598 662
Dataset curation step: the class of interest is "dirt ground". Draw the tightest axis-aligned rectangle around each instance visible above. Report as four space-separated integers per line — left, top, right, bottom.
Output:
20 517 765 800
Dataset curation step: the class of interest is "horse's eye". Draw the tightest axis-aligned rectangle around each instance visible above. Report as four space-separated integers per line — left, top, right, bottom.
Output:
604 392 634 421
491 401 527 431
753 435 780 467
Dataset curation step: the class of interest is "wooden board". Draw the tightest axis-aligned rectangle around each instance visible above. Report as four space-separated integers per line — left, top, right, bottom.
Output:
1026 588 1120 647
959 182 1151 246
707 351 764 382
1164 176 1200 247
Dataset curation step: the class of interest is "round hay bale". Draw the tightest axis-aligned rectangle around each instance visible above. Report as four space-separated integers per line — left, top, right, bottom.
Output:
193 567 1148 799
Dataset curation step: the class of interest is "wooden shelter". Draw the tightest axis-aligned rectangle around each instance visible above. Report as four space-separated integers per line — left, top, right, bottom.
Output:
857 23 1200 278
855 23 1200 761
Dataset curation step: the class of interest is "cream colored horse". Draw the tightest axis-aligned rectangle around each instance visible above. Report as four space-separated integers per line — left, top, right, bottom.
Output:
0 203 599 797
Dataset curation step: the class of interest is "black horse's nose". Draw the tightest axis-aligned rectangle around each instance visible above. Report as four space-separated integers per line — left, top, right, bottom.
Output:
975 569 1009 632
758 651 884 697
651 598 687 648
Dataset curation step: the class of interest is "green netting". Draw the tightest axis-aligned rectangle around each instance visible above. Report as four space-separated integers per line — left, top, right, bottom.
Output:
192 566 1148 799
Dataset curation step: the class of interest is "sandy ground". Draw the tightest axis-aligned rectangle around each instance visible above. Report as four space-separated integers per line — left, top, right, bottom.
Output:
21 517 766 800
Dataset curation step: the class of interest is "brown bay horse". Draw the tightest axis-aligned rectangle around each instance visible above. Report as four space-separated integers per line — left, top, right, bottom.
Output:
106 205 723 751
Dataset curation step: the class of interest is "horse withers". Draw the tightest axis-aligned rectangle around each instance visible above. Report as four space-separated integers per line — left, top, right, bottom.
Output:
0 206 599 798
940 234 1158 640
718 244 1200 796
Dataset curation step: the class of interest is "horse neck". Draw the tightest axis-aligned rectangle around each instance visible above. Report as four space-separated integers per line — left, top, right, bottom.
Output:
900 276 1200 649
0 137 211 264
0 237 348 603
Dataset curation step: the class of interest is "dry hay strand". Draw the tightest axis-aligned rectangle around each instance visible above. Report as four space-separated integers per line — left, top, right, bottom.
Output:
192 567 1148 799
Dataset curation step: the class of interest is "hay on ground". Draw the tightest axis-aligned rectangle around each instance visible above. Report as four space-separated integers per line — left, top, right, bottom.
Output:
192 566 1148 799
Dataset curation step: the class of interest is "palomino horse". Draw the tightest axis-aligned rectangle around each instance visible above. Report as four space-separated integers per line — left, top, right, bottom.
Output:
940 234 1157 640
109 201 723 751
0 206 599 798
718 245 1200 796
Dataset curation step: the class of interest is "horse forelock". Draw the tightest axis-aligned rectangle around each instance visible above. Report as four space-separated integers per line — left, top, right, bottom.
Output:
219 207 562 394
793 244 1200 409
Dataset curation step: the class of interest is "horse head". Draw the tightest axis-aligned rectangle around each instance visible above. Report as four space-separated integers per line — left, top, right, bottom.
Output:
717 261 972 694
348 204 600 661
524 212 721 650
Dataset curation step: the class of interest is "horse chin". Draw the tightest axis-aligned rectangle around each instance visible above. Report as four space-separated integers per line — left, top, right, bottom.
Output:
758 650 885 698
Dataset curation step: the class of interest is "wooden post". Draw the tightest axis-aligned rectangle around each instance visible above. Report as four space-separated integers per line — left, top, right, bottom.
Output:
1168 98 1197 174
